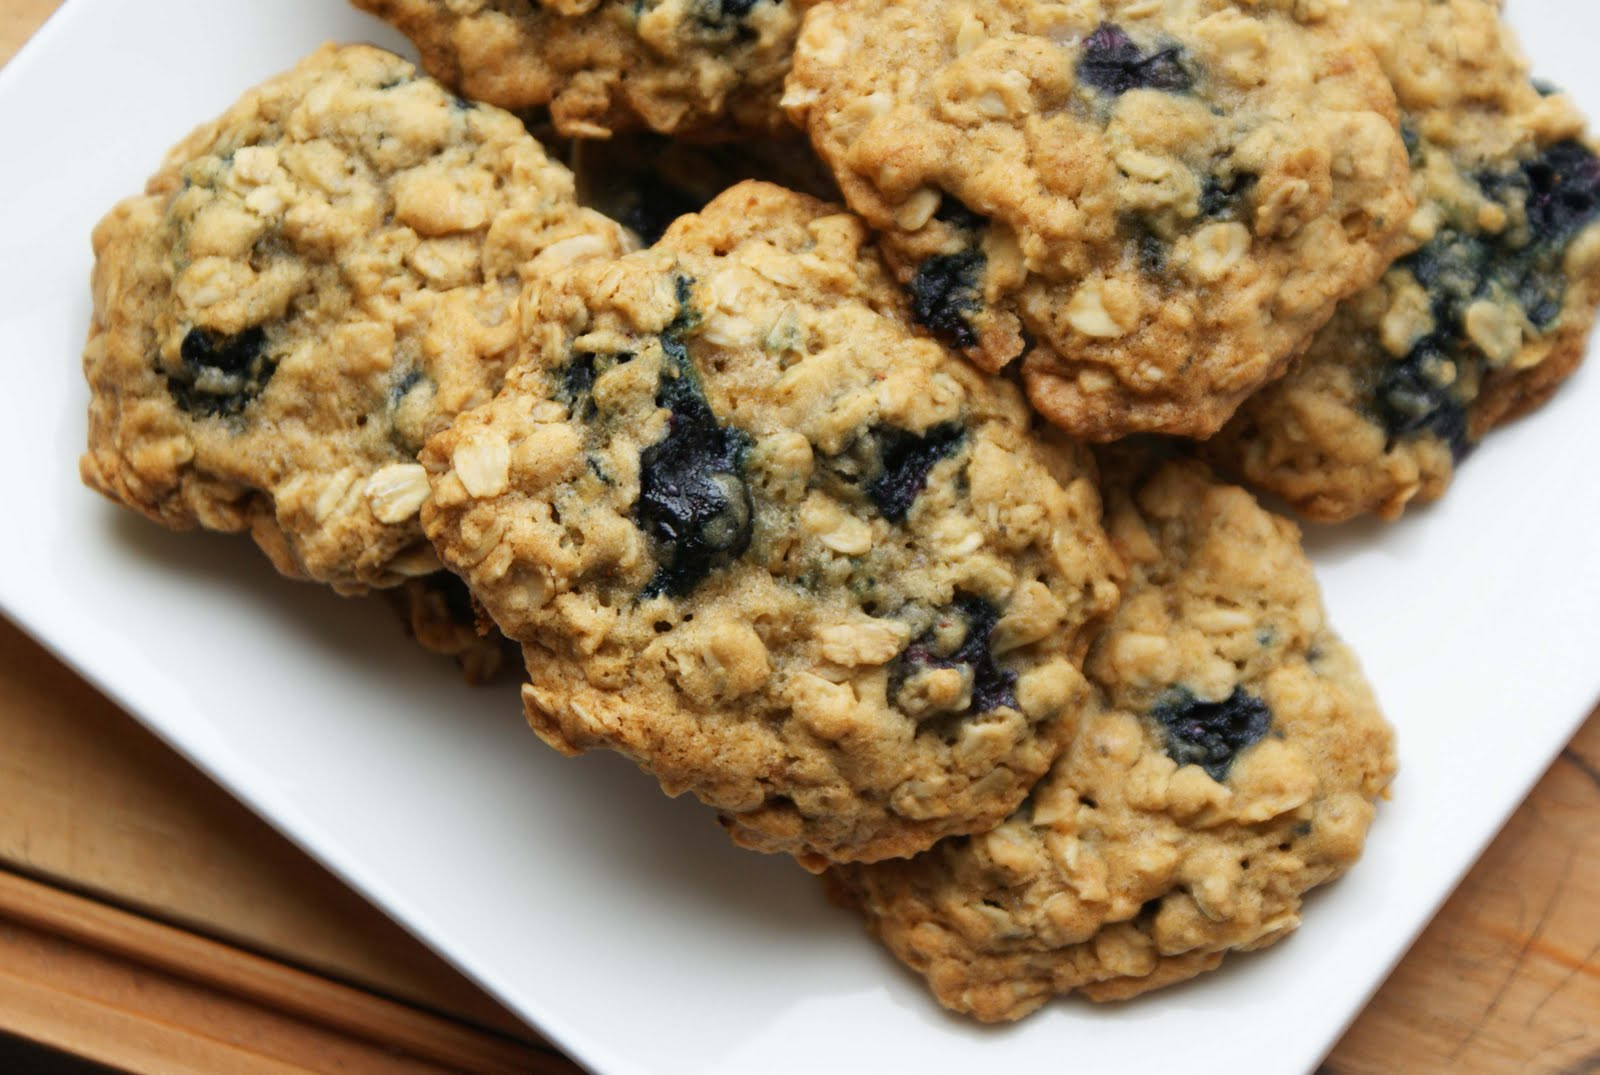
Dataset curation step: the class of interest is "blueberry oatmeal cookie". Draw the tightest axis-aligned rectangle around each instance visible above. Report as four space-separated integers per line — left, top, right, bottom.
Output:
421 181 1120 866
350 0 805 139
80 44 629 594
784 0 1415 438
1207 0 1600 521
830 455 1396 1020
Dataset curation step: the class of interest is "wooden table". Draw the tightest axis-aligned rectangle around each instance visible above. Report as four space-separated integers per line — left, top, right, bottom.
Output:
3 4 1597 1071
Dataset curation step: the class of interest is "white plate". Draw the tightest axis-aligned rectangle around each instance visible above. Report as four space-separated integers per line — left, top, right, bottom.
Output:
2 2 1597 1072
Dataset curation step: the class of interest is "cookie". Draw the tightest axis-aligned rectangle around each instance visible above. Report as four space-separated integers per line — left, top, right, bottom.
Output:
421 181 1120 867
1207 0 1600 522
80 44 630 594
830 455 1396 1021
387 572 518 683
784 0 1415 438
351 0 804 139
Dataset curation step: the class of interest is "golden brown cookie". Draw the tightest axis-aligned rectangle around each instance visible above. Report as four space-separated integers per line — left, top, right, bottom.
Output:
830 455 1396 1020
1207 0 1600 521
421 182 1120 867
80 44 629 593
784 0 1415 438
351 0 805 139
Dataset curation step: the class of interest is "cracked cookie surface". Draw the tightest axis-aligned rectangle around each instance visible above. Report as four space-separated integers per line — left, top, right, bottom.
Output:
80 44 629 593
830 455 1396 1020
784 0 1414 438
421 181 1120 867
351 0 805 139
1207 0 1600 521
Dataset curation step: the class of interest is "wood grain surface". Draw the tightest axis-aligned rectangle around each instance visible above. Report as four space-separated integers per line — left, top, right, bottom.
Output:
0 868 552 1074
3 3 1597 1072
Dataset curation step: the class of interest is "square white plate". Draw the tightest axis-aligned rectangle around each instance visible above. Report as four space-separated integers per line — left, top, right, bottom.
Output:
2 2 1596 1072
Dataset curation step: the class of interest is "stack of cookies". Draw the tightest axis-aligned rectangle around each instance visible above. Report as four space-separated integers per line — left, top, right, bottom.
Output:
78 0 1599 1022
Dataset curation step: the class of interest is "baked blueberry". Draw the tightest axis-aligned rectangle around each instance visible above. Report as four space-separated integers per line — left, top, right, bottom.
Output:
891 594 1018 717
1151 686 1272 781
909 251 984 350
637 347 753 597
557 353 601 421
1078 23 1193 97
867 423 965 522
1373 340 1470 456
1518 139 1600 243
165 325 274 417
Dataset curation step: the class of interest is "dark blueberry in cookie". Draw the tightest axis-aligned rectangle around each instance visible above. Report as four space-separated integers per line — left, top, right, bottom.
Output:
909 250 985 350
558 353 600 421
1406 231 1478 301
891 594 1018 717
1475 141 1600 253
669 273 700 330
1520 140 1600 245
181 325 264 377
637 341 752 598
959 598 1019 715
166 325 275 417
1374 341 1470 457
1370 247 1474 456
1151 686 1271 782
1469 144 1600 333
1198 171 1257 220
867 423 965 523
1078 23 1193 97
